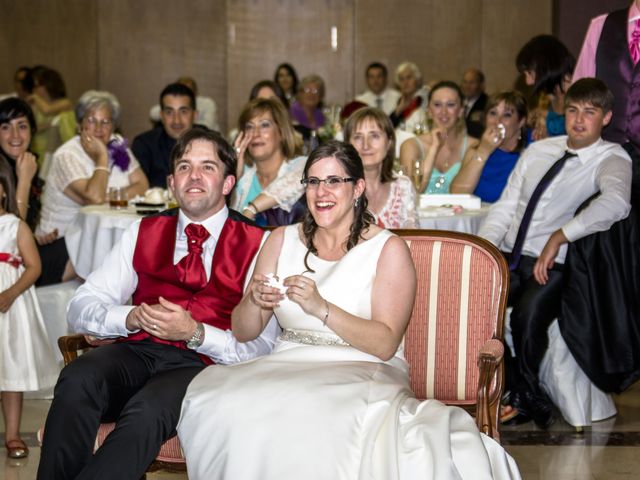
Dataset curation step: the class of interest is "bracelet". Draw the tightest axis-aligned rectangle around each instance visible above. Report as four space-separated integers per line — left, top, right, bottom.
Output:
473 152 485 163
321 299 330 326
243 202 258 216
94 166 110 173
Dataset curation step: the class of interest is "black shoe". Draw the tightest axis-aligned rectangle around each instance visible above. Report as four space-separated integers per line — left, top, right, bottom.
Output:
522 391 556 430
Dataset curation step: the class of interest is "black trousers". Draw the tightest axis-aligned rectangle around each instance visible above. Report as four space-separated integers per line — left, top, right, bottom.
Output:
505 255 565 398
37 340 205 480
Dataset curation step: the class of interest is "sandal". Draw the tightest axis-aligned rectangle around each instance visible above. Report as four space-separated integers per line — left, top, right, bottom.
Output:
5 439 29 459
499 404 519 424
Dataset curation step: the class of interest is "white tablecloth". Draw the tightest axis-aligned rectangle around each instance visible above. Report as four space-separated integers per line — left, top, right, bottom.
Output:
418 205 489 234
65 204 140 279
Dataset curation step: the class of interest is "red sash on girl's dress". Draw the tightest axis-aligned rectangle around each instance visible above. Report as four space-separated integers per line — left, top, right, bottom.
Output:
127 210 264 364
0 253 21 268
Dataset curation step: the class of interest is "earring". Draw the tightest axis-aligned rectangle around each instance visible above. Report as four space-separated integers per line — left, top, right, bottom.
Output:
354 197 360 208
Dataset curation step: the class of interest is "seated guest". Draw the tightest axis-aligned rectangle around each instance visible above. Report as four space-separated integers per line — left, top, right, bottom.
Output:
177 140 520 479
355 61 401 115
37 128 278 480
249 79 289 107
289 74 326 132
389 61 428 131
149 76 219 131
231 98 306 225
451 91 528 202
274 63 299 104
478 78 631 428
461 67 488 138
132 82 196 188
28 66 76 175
0 98 42 228
516 35 575 141
237 107 419 228
400 81 478 193
36 90 148 285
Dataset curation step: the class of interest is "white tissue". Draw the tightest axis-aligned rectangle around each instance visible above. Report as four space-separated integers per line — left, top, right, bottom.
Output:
264 273 288 294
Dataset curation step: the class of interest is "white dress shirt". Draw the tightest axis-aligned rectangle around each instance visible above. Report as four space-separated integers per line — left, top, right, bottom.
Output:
68 205 279 364
478 135 631 264
355 88 401 115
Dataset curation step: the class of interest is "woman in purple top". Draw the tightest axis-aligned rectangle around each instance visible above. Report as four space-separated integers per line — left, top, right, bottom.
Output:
289 74 326 131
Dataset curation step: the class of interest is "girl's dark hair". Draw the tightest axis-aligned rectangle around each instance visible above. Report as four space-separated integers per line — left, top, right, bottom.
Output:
516 35 575 96
484 91 528 151
249 80 289 108
274 63 299 94
0 97 37 136
0 158 19 216
300 140 374 272
32 65 68 100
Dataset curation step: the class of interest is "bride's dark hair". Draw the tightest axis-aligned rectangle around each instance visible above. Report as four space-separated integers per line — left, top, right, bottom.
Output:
300 140 375 272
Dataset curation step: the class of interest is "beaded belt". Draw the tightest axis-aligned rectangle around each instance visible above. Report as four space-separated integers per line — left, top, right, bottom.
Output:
280 329 349 347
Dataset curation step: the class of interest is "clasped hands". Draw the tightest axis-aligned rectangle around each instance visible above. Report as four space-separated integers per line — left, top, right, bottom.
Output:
126 296 197 341
250 273 326 319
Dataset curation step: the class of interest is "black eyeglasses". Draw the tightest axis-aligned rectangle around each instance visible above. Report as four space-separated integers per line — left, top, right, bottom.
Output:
300 176 355 189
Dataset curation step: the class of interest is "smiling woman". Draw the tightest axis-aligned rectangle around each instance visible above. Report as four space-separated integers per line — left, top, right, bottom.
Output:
0 98 41 228
35 90 149 285
231 97 306 225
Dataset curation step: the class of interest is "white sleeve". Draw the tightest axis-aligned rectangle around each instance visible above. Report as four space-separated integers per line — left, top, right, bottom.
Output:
263 156 306 211
562 151 632 242
477 148 529 247
67 221 141 337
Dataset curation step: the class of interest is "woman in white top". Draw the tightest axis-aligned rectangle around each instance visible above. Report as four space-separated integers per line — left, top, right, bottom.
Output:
36 90 148 285
400 81 478 194
232 97 305 225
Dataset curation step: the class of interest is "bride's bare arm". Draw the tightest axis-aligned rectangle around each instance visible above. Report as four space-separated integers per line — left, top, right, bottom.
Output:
232 227 286 342
284 235 417 361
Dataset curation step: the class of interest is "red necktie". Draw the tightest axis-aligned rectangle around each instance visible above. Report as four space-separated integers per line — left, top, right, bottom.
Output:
631 19 640 65
176 223 210 290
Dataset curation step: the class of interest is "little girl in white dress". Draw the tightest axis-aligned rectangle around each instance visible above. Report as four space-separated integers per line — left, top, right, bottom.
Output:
0 165 58 458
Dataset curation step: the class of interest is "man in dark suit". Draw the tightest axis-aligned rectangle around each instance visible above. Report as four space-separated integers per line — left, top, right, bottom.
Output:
461 68 488 138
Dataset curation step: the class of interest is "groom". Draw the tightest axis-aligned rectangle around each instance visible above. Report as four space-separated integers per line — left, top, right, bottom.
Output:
37 128 278 479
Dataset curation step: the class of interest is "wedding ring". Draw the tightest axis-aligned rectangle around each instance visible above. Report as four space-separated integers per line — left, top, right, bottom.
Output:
235 147 241 153
152 323 157 330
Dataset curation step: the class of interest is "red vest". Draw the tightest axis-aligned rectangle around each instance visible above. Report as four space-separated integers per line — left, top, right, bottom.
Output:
125 209 264 364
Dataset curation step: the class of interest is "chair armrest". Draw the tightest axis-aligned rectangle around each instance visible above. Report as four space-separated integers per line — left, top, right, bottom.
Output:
57 334 93 366
475 338 505 439
477 338 504 365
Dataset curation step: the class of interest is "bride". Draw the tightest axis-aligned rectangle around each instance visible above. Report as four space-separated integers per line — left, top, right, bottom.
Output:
177 140 521 479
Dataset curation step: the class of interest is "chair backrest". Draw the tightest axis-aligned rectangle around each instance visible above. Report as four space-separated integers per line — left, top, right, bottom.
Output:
393 229 508 405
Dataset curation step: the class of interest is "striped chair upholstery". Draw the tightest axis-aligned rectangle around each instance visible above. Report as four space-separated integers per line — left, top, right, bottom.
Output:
394 230 509 440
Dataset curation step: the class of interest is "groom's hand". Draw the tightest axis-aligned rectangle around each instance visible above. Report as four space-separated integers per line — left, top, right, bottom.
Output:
137 297 197 341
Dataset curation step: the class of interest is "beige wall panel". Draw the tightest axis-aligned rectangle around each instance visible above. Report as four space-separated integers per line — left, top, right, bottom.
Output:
481 0 552 92
227 0 354 129
0 0 97 102
97 0 227 138
354 0 483 93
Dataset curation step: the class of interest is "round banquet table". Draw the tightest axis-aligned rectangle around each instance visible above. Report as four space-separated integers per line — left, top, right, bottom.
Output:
64 204 141 279
417 205 490 234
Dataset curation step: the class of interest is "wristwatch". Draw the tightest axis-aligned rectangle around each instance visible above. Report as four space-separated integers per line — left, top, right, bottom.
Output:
186 322 205 350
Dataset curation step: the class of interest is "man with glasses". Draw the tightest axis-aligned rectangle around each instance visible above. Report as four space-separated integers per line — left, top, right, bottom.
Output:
132 83 197 188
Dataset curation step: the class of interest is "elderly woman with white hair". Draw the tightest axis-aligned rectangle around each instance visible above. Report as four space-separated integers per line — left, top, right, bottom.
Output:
389 62 429 132
289 74 326 131
36 90 148 285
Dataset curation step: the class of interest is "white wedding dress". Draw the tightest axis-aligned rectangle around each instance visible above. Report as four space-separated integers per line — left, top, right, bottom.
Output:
178 225 521 479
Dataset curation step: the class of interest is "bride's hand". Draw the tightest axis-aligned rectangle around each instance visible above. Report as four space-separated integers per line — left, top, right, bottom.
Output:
284 275 326 320
248 273 284 309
